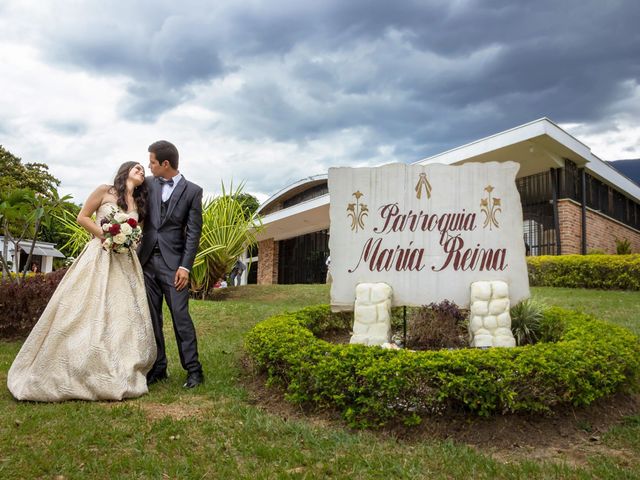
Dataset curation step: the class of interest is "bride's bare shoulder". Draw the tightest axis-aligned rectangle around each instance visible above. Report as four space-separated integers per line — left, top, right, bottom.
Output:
79 185 116 215
92 184 112 194
97 184 117 200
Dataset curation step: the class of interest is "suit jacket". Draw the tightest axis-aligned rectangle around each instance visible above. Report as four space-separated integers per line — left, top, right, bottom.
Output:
138 175 203 271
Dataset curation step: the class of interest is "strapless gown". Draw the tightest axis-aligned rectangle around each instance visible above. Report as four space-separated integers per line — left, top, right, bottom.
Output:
7 202 157 401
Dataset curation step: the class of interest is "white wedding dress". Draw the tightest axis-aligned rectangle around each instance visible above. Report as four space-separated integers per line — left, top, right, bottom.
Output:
7 202 157 401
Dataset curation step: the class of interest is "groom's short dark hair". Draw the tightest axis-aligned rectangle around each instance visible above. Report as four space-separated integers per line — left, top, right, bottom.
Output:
148 140 179 169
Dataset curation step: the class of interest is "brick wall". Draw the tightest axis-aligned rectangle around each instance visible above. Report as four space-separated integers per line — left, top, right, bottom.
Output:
257 238 279 284
557 200 581 254
557 199 640 254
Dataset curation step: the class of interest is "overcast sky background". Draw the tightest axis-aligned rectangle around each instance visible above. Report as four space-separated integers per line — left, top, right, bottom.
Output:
1 0 639 203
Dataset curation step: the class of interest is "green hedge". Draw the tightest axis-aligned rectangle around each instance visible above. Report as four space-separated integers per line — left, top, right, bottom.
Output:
527 254 640 290
244 305 640 428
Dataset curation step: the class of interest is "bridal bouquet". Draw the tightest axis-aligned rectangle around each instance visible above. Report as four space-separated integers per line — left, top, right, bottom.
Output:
100 208 142 253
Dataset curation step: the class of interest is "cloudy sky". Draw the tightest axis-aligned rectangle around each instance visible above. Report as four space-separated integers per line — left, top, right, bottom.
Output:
1 0 639 203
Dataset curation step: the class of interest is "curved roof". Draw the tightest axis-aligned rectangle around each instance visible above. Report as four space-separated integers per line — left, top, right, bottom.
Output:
258 173 328 215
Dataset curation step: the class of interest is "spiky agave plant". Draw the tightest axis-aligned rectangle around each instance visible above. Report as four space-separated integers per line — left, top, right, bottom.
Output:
190 182 262 296
510 298 547 346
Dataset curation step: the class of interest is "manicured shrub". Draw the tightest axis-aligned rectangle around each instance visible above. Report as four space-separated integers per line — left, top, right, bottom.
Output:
245 305 640 428
0 269 67 339
527 254 640 290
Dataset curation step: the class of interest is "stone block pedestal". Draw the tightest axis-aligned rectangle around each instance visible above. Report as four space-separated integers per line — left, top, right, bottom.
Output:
350 283 392 346
469 280 516 348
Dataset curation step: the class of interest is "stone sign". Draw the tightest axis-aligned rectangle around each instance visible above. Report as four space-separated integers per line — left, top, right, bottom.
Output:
328 162 530 310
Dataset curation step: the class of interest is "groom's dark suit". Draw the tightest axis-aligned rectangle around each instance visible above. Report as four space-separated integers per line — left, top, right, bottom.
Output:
139 175 203 377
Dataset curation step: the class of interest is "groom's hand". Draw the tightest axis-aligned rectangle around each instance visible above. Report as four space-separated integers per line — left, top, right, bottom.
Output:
174 268 189 291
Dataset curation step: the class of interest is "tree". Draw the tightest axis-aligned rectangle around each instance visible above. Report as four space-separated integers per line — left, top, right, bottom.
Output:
190 183 263 296
19 189 72 280
0 189 33 278
234 193 261 218
0 145 61 197
0 187 71 283
0 146 76 280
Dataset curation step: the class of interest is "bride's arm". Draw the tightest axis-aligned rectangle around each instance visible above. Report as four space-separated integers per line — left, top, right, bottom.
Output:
77 185 110 239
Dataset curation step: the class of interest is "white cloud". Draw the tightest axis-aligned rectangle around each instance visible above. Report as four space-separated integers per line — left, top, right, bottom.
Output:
562 80 640 160
564 120 640 161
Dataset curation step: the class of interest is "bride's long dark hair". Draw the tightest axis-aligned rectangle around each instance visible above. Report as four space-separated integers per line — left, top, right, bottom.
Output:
111 161 148 220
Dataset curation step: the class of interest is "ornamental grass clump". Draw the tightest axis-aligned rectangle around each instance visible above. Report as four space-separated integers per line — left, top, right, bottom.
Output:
616 237 632 255
510 298 547 346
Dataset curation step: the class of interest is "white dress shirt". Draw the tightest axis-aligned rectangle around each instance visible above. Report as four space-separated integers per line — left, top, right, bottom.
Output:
161 173 183 202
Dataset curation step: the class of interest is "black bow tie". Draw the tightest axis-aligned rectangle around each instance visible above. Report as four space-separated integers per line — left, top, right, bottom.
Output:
158 178 174 187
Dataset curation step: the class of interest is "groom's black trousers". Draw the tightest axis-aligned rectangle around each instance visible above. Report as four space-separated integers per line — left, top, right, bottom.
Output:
143 252 202 375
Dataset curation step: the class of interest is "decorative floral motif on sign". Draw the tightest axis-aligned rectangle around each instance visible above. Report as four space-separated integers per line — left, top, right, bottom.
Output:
415 173 432 200
480 185 501 230
347 190 368 232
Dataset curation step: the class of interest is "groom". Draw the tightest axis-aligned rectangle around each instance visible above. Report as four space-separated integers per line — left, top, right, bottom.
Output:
139 140 204 388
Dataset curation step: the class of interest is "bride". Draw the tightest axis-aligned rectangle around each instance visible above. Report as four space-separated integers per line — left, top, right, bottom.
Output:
7 162 157 401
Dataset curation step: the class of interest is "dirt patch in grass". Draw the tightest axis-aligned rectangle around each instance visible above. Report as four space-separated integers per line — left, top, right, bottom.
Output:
241 357 639 466
396 393 640 467
139 396 216 422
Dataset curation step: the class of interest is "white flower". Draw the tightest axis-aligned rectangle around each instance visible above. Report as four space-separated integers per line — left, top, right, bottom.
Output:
102 223 111 232
120 223 133 235
113 233 127 244
103 238 113 249
114 212 129 223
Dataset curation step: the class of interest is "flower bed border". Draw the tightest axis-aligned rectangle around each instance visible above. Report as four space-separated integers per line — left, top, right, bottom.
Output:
244 305 640 428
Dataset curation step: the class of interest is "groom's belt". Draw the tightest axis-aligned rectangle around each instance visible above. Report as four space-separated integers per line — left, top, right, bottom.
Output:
151 245 162 255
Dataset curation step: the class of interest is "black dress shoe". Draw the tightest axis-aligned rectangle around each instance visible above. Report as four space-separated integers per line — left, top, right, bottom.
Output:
183 371 204 389
147 371 168 385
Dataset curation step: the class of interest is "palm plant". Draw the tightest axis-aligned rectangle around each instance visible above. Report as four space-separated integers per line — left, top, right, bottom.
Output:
191 182 263 296
53 208 92 258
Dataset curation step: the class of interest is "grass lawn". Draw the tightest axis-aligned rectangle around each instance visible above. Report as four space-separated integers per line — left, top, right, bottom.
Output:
0 284 638 479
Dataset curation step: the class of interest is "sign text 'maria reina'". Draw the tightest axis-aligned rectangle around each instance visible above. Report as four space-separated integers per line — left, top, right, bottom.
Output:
348 203 508 273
